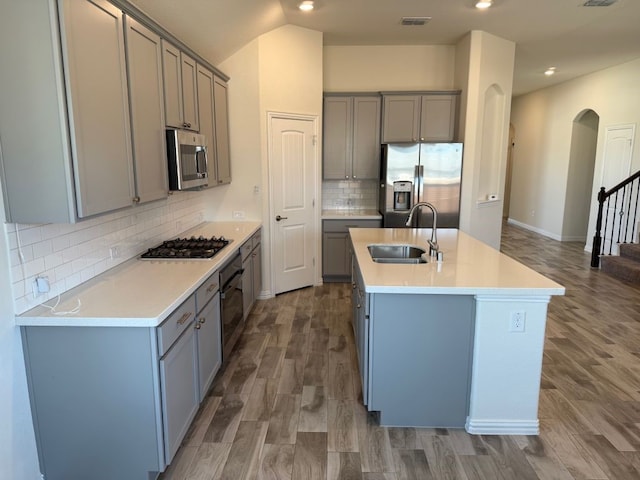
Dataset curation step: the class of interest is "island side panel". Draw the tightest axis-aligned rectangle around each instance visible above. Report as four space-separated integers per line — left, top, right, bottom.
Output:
368 293 475 427
466 295 551 435
22 326 164 480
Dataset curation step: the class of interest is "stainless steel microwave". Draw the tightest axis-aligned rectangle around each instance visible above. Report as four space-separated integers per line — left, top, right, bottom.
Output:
166 128 209 190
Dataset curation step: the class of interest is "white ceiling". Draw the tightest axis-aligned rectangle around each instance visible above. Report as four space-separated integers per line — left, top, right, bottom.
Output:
129 0 640 96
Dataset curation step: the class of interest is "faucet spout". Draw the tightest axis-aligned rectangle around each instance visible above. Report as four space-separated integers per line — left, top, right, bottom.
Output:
405 202 439 257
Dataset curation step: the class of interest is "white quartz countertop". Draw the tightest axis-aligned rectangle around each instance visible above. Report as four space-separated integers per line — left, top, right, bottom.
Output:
16 221 261 328
351 228 565 296
322 209 382 220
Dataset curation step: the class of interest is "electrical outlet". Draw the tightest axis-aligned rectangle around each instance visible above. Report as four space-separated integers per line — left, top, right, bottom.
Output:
232 211 245 219
32 276 50 297
509 311 526 332
109 246 120 259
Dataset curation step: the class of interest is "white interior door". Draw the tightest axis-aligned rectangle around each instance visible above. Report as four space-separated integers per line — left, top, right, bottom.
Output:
269 114 317 295
601 124 634 253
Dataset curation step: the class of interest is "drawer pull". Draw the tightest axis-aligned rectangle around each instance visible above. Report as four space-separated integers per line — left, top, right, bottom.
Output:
177 312 192 325
206 282 219 293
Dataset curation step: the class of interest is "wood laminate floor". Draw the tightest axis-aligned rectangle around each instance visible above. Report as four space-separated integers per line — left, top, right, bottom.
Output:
159 223 640 480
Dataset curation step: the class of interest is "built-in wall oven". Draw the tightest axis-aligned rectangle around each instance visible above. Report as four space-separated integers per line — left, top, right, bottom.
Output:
219 251 244 359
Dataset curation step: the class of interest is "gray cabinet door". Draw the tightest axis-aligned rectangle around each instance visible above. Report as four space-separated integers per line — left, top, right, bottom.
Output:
252 244 262 302
181 53 199 131
196 65 218 185
322 232 351 278
242 254 253 320
352 96 381 180
160 323 199 464
60 0 135 218
214 76 232 185
420 94 458 141
125 16 168 204
162 40 183 129
381 95 421 143
196 292 222 401
323 96 351 180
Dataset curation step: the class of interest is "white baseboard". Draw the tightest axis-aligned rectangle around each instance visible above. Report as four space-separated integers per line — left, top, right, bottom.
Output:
507 218 562 240
465 417 540 435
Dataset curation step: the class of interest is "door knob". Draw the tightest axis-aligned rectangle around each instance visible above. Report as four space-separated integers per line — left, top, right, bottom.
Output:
275 215 288 222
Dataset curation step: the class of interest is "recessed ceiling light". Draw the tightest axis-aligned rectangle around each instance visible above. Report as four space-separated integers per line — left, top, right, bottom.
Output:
475 0 492 9
299 1 314 11
544 67 556 76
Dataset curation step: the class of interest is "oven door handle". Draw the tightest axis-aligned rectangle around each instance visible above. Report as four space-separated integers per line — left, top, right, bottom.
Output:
221 269 244 298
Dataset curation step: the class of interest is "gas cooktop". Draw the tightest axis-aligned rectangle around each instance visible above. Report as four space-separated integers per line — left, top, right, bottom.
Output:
140 236 231 259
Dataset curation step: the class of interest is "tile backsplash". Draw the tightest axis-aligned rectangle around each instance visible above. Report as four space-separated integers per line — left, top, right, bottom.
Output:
5 191 207 315
322 179 379 210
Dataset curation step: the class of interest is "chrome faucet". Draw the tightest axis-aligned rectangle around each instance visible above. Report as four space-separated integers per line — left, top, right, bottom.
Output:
405 202 441 259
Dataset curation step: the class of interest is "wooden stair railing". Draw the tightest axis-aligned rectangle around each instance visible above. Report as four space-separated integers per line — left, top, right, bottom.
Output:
591 169 640 267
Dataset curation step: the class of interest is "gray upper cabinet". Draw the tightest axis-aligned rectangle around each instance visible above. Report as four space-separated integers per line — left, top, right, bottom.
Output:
213 76 232 185
60 0 136 218
196 66 231 186
420 94 458 142
162 41 199 131
0 0 229 224
381 95 421 144
382 93 459 143
196 65 218 185
125 16 169 204
323 95 381 180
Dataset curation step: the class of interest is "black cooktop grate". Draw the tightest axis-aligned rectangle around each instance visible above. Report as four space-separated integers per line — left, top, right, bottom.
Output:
141 236 230 259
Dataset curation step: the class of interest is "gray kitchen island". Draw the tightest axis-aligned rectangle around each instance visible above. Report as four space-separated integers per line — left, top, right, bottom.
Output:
349 227 565 434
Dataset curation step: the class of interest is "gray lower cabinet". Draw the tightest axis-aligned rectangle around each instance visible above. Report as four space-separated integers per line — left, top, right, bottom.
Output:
351 259 370 405
322 219 381 282
241 230 262 319
195 274 222 401
21 278 223 479
351 257 475 428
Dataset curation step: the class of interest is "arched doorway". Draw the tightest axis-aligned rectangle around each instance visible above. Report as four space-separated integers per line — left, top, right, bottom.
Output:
562 109 599 242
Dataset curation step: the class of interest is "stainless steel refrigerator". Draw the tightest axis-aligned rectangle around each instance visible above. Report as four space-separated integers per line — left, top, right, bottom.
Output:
379 143 463 228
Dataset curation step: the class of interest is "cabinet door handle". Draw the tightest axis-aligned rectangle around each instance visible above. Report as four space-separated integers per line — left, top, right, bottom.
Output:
177 312 192 325
206 282 219 293
195 322 201 330
199 317 206 324
133 196 140 203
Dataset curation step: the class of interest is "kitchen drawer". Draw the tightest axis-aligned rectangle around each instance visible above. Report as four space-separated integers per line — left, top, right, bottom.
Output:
196 271 219 313
157 296 196 356
240 239 252 261
323 219 381 233
252 230 261 250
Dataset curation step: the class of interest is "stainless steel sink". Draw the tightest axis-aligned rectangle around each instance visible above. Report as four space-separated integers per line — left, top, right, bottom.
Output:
367 244 427 264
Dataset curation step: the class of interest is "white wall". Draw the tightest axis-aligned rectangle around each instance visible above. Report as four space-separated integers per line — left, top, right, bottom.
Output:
510 58 640 244
215 24 324 296
456 31 515 250
323 45 456 92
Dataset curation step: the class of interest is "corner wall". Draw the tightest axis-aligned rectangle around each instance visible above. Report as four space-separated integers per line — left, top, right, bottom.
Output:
456 31 515 250
216 25 324 296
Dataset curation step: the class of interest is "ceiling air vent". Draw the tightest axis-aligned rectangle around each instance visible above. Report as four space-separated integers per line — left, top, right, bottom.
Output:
401 17 431 26
582 0 617 6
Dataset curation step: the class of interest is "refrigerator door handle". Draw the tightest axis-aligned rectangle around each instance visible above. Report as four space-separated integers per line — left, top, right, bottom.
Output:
418 165 424 201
